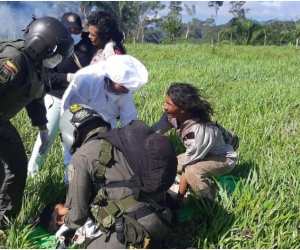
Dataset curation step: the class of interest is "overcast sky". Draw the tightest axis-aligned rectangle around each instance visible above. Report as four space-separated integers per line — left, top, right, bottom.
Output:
160 1 300 24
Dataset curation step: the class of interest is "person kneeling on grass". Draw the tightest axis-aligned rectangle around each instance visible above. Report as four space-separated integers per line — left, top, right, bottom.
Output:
38 202 101 246
152 83 239 204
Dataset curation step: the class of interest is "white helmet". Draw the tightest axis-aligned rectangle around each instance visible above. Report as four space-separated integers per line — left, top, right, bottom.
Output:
59 104 111 154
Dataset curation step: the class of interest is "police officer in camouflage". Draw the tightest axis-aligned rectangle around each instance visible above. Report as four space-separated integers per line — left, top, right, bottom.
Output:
0 16 74 223
55 104 173 249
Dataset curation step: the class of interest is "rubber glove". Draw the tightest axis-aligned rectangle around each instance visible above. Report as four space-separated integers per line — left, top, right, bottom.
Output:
103 40 116 59
55 224 70 240
38 129 50 155
67 73 75 83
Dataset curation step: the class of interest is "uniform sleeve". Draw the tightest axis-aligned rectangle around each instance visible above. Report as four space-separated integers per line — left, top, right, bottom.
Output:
49 70 68 87
0 54 24 94
183 124 219 167
152 112 173 134
25 98 48 126
118 92 137 127
64 155 92 230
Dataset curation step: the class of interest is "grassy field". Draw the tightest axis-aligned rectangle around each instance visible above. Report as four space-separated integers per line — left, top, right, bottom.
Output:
1 43 300 248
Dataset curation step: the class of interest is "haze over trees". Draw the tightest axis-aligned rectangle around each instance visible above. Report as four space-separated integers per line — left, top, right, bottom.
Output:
0 1 300 46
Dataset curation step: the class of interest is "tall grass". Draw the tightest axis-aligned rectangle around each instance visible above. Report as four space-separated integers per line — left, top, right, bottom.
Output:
1 43 300 248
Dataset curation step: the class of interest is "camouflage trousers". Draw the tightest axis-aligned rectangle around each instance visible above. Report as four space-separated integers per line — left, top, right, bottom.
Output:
0 121 27 220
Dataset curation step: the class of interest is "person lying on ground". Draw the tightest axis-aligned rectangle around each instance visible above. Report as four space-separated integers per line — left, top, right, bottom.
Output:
38 202 101 245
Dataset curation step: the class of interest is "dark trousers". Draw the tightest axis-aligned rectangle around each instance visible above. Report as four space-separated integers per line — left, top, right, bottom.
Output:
0 121 27 220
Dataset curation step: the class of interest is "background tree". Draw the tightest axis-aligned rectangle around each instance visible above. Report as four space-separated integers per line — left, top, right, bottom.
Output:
184 3 196 40
208 1 223 26
231 18 262 45
220 25 237 44
229 1 249 20
292 24 300 44
135 1 165 43
161 1 183 42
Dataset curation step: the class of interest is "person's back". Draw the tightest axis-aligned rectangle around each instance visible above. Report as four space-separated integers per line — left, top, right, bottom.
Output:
57 104 176 248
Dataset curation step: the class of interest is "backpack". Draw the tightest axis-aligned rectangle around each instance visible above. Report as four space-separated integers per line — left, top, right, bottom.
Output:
214 122 239 151
96 120 178 196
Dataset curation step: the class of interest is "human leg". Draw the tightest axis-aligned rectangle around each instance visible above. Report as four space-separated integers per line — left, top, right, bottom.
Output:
0 121 27 220
28 95 62 177
177 153 185 174
184 156 235 200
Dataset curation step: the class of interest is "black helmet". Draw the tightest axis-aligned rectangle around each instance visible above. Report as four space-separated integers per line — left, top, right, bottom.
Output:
60 104 111 154
23 16 74 61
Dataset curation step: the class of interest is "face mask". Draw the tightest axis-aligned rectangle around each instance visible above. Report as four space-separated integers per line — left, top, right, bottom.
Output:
105 91 122 103
71 34 82 45
42 54 62 68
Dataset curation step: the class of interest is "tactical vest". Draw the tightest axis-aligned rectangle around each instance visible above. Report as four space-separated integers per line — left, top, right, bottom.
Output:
83 128 172 248
0 40 46 121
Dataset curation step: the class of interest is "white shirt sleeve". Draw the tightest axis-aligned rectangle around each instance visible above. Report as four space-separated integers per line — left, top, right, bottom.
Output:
184 124 219 165
74 218 102 238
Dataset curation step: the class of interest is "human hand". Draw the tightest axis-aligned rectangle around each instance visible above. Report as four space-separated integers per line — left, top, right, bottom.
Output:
103 40 116 59
67 73 75 83
38 129 50 155
55 224 70 240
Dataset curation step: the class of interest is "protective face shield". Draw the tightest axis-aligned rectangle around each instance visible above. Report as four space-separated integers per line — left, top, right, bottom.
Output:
71 34 82 45
23 16 74 62
42 54 63 68
59 104 111 154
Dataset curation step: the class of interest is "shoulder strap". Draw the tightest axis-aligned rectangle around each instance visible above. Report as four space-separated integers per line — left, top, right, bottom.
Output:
96 139 112 182
71 52 83 69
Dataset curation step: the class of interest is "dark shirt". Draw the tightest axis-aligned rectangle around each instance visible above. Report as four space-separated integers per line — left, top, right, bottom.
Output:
0 41 47 125
48 32 93 99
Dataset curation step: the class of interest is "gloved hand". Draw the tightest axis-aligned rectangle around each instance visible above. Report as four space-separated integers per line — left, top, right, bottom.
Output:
38 129 50 155
103 40 116 59
67 73 75 83
55 224 70 240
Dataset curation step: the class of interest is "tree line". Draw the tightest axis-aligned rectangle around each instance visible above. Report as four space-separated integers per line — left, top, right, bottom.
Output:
1 1 300 46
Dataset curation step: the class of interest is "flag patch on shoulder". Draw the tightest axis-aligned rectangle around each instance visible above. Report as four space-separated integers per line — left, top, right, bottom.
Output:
3 60 19 75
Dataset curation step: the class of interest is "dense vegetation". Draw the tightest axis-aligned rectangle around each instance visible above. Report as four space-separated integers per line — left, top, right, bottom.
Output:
0 43 299 248
1 1 300 46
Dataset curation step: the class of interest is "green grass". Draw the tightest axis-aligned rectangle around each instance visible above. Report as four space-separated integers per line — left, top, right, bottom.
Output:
1 43 300 248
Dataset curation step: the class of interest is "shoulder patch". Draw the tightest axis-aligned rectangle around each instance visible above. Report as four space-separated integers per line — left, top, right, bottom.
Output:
68 164 75 183
0 61 17 84
4 60 19 75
